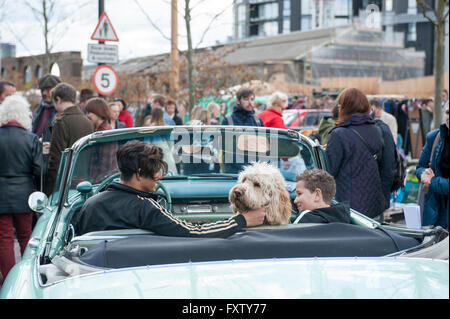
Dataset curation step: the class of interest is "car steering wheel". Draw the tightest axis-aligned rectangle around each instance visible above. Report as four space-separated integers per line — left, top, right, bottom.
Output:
94 172 172 211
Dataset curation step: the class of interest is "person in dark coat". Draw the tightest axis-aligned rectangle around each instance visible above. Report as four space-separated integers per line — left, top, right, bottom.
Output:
0 95 42 285
416 102 449 229
392 99 410 152
293 169 351 224
221 88 264 127
31 74 61 189
371 114 396 213
166 99 183 125
326 88 385 219
44 83 94 195
0 80 16 103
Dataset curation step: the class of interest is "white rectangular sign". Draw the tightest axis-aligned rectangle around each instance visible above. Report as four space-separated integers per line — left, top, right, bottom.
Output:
88 43 119 64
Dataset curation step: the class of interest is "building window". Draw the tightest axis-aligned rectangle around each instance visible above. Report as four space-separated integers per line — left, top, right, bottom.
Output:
407 0 417 14
283 17 290 33
407 23 417 41
301 15 312 30
385 0 393 11
282 0 290 33
258 2 279 20
237 4 246 39
263 21 279 36
334 0 351 16
301 0 312 30
283 0 290 15
301 0 312 15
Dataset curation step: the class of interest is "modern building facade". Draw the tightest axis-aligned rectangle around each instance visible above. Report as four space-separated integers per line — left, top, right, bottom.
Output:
233 0 449 76
233 0 353 39
0 43 16 59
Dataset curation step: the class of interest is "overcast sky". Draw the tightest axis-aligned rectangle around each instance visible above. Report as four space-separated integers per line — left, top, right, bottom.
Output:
0 0 235 64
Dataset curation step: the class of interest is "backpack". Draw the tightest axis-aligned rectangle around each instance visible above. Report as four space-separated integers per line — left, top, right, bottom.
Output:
391 147 406 192
225 114 263 127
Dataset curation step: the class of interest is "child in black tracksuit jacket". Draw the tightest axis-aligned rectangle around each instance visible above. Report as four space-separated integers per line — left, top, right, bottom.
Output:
293 169 351 224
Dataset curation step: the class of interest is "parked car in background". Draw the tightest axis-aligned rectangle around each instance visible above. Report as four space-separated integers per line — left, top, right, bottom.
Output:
283 109 332 136
1 126 448 298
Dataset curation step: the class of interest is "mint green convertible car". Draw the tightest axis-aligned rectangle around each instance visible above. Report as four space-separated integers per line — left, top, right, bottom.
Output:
1 126 448 298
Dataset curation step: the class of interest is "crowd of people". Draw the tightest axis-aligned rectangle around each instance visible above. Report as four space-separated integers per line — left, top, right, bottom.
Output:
0 75 448 286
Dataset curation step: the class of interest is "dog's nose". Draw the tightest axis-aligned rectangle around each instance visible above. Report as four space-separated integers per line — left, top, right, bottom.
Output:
234 189 243 198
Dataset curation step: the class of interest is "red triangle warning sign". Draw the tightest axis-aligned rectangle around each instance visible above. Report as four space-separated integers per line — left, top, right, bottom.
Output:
91 12 119 42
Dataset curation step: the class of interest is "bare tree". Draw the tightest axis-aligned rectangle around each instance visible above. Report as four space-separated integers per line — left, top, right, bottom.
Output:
24 0 90 74
135 0 236 115
184 0 195 113
417 0 449 127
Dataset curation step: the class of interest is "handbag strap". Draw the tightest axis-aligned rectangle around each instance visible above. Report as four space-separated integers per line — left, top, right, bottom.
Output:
349 128 378 161
428 131 441 167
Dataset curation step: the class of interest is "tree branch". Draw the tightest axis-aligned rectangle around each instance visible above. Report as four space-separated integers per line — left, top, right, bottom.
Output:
417 0 438 26
134 0 171 42
194 0 236 49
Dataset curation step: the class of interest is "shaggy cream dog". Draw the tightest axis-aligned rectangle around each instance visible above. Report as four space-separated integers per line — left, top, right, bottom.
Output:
229 162 292 225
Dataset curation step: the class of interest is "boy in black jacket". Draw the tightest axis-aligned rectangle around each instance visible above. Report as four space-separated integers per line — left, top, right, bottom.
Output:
293 169 351 224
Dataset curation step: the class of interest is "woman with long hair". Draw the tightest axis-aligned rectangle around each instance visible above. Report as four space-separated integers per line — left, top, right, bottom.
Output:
85 98 117 182
326 88 385 219
0 95 42 284
188 107 210 126
143 107 166 126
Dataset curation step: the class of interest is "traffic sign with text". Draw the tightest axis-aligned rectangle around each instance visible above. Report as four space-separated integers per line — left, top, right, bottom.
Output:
88 43 119 64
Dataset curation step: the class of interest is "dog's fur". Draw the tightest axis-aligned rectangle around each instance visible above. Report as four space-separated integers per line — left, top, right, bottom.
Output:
229 162 292 225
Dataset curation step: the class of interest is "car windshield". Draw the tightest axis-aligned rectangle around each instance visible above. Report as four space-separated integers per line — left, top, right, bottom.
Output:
58 127 317 204
290 111 332 127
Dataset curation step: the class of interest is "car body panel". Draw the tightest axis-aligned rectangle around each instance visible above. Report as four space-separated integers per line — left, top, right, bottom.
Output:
1 126 448 299
2 257 448 299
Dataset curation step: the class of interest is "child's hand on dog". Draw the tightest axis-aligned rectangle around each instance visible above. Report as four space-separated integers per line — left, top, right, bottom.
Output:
242 207 266 227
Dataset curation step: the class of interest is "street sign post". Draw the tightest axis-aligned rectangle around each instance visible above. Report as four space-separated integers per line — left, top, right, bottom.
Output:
88 43 119 64
92 64 118 96
91 12 119 42
90 7 119 97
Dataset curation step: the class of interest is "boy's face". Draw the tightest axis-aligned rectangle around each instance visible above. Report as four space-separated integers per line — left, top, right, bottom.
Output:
294 181 318 211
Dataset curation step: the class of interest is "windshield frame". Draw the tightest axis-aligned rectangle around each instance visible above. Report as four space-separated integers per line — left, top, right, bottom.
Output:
55 126 319 207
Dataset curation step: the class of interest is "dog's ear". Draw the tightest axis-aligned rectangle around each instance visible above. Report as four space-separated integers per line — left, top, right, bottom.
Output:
279 189 293 224
266 188 292 225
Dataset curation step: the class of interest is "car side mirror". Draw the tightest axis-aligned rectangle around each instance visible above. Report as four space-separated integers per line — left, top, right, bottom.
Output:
77 181 93 202
28 192 48 213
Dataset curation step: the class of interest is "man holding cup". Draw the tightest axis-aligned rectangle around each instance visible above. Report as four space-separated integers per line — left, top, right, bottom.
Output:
31 74 61 191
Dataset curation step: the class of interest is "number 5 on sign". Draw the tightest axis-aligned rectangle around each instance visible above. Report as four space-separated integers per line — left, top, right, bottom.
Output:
92 65 118 96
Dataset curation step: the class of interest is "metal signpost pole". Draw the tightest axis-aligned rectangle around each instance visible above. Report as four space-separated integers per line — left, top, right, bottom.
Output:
98 0 105 98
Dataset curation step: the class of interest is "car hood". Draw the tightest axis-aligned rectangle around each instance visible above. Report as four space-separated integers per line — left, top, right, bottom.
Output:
39 257 448 299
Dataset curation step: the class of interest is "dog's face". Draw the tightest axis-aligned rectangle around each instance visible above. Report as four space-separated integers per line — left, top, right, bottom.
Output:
229 174 271 213
229 162 292 225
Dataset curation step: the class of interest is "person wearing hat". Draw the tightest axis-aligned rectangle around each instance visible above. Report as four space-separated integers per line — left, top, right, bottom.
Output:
31 74 61 190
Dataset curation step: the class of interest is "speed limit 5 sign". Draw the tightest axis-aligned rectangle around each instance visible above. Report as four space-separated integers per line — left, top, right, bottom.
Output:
92 64 118 96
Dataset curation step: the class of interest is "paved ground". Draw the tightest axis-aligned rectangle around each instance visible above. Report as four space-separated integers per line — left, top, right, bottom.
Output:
14 239 21 263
